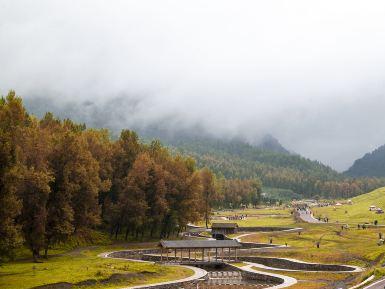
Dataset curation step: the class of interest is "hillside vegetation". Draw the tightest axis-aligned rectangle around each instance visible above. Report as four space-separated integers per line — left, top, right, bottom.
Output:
346 144 385 177
155 135 385 199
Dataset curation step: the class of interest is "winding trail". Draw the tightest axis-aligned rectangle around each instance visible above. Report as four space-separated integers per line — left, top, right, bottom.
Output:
240 262 297 289
361 277 385 289
99 251 208 289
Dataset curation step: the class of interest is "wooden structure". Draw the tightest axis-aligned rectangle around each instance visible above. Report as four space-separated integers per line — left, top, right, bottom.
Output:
158 240 241 263
211 223 238 235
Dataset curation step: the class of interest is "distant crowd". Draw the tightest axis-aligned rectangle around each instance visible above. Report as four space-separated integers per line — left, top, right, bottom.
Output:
226 214 247 220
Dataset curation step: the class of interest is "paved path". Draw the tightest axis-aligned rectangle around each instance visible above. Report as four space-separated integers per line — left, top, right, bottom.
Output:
361 277 385 289
297 210 325 223
239 262 297 289
99 251 208 289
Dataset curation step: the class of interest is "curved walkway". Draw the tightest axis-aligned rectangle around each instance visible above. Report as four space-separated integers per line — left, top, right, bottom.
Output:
238 263 297 289
101 250 298 289
99 251 208 289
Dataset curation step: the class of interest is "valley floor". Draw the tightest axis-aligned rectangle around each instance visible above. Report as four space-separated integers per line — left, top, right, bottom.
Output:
4 191 385 289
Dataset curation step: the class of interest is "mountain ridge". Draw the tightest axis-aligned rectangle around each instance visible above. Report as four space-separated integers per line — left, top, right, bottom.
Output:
345 144 385 177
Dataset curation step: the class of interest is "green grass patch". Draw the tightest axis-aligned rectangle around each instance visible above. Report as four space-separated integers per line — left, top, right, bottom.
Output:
0 246 193 289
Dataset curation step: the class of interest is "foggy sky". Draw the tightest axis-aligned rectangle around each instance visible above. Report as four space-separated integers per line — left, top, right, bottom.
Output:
1 0 385 171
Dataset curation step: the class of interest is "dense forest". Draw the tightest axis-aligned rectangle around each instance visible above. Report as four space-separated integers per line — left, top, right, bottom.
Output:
152 135 385 199
345 144 385 177
0 92 261 261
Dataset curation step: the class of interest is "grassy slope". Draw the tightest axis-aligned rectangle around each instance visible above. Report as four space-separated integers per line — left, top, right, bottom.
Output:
211 206 385 288
312 187 385 224
205 207 295 227
0 243 192 289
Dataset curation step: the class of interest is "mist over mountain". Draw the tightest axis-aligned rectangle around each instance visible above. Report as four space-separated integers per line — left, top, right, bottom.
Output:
3 1 385 171
345 144 385 177
23 95 290 154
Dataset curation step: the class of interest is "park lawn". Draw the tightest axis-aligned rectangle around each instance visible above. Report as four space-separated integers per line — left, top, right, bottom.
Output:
240 223 385 267
0 246 193 289
205 213 296 228
213 207 290 216
312 187 385 224
211 215 295 227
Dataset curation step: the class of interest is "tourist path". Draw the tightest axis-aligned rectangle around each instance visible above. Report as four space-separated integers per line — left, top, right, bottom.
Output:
99 251 208 289
297 210 325 223
361 277 385 289
240 262 297 289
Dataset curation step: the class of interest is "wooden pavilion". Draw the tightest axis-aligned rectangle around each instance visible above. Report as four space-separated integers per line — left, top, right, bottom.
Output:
158 240 241 263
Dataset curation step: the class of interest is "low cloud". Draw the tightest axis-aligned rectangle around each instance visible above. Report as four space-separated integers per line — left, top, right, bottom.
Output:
2 0 385 171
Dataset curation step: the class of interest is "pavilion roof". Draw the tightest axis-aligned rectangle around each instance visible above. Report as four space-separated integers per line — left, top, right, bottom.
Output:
159 239 241 249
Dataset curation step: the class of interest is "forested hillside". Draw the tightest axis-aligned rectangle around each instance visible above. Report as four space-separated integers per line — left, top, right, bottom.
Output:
0 91 261 261
148 134 385 199
345 144 385 177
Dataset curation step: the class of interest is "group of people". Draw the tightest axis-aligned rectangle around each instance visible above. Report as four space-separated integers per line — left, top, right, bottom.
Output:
317 216 329 223
226 214 247 220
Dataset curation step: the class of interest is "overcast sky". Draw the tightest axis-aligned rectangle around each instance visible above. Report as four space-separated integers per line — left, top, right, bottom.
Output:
1 0 385 171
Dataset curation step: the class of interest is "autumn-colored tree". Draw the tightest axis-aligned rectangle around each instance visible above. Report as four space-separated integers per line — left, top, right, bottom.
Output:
118 153 151 239
0 92 27 259
163 156 202 234
17 120 53 261
83 129 113 218
200 167 218 228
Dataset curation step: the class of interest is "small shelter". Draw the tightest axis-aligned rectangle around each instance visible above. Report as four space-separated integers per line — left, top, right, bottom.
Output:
211 223 238 235
158 240 241 263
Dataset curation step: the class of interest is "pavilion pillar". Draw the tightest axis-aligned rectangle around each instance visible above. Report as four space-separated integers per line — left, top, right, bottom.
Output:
188 249 191 262
215 248 218 261
174 249 177 262
194 249 197 262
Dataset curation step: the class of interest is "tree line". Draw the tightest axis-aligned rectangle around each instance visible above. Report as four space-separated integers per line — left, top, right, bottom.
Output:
171 138 385 199
0 92 261 262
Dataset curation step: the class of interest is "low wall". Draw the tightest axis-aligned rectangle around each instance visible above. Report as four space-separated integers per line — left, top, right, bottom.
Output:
237 226 299 232
238 256 355 272
108 249 160 260
240 242 281 249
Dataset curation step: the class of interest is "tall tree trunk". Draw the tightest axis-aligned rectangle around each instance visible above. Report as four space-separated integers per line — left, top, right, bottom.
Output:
32 248 40 263
115 223 120 240
125 227 129 240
